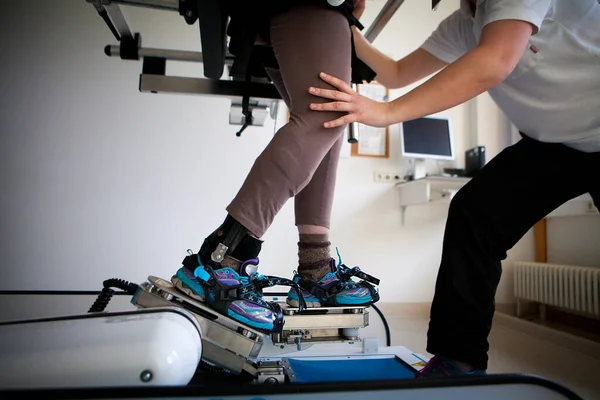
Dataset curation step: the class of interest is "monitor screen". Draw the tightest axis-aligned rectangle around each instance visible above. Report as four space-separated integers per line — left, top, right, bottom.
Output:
400 117 453 160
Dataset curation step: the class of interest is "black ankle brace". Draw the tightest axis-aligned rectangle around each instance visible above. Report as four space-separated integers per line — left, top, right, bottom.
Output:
198 215 262 269
229 234 262 262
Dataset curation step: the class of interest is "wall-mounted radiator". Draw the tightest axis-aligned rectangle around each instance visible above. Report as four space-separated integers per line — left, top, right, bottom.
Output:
514 261 600 320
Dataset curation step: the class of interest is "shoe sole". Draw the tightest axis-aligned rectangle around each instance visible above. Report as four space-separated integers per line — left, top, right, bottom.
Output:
287 297 376 308
171 275 206 302
286 298 322 308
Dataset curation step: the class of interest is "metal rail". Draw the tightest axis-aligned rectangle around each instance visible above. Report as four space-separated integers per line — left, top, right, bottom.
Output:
364 0 407 42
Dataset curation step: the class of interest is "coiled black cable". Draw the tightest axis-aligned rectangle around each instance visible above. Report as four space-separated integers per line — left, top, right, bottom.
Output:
88 278 140 313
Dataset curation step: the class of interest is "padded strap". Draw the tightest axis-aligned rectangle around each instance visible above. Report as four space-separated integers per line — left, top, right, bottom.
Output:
197 0 228 79
252 275 308 311
197 214 260 269
294 263 380 306
338 264 380 286
297 276 340 302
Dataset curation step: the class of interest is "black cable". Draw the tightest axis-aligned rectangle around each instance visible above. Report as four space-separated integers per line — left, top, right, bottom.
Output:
371 303 391 347
0 290 130 296
88 278 140 313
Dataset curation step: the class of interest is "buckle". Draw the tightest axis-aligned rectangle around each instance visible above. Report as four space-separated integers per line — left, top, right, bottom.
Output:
356 270 380 286
298 277 337 300
211 243 228 263
219 287 239 301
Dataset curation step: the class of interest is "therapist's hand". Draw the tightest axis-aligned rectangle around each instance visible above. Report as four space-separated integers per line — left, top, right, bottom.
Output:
309 72 392 128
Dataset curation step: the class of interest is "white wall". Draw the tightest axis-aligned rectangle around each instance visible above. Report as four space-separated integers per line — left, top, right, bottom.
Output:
0 0 542 311
0 0 278 291
547 215 600 267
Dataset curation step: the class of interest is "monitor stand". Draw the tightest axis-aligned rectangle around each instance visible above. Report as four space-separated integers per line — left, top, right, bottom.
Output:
413 158 427 180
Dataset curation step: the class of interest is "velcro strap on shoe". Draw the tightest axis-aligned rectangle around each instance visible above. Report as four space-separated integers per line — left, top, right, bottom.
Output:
355 270 380 285
297 276 340 301
253 276 294 290
339 265 380 286
270 302 285 334
253 275 308 311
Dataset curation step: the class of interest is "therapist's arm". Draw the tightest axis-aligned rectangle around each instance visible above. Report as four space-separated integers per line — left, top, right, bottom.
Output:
310 19 534 128
384 19 533 124
352 26 448 89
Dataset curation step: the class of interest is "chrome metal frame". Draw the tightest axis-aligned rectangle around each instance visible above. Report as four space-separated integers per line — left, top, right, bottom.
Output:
365 0 407 42
85 0 422 140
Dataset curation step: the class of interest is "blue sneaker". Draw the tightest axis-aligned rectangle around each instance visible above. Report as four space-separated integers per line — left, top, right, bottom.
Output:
172 251 306 333
287 251 380 308
416 356 487 378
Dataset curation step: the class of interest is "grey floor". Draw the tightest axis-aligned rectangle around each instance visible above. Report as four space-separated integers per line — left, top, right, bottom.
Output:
363 315 600 400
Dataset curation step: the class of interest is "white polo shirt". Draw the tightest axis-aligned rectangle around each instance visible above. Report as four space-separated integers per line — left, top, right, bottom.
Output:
420 0 600 153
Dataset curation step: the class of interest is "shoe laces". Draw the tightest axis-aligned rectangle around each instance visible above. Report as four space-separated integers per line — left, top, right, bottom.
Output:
417 357 452 377
334 248 380 286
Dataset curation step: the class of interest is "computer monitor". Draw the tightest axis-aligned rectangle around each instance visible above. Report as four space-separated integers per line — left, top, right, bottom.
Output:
400 116 454 179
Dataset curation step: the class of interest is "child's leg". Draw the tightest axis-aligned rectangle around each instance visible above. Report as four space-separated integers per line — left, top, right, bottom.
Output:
225 2 352 238
173 3 354 330
294 137 344 283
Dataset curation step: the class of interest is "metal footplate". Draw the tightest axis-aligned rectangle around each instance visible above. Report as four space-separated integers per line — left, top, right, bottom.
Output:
267 299 369 350
131 276 263 376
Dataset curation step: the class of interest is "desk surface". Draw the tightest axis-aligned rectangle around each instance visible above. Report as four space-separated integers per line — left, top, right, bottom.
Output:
395 175 471 187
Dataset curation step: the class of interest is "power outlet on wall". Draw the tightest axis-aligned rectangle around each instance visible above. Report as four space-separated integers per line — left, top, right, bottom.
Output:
373 171 402 183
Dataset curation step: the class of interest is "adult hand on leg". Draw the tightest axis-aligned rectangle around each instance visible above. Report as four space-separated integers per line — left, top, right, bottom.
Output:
309 72 392 128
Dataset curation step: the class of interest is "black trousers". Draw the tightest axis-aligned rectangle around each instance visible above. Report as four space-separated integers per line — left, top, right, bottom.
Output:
426 134 600 370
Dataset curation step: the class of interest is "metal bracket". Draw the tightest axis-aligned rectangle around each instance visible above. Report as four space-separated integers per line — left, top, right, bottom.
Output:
255 360 286 385
86 0 413 141
211 243 228 263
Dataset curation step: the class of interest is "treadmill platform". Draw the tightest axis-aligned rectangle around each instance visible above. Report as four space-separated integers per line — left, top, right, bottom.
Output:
131 276 371 376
